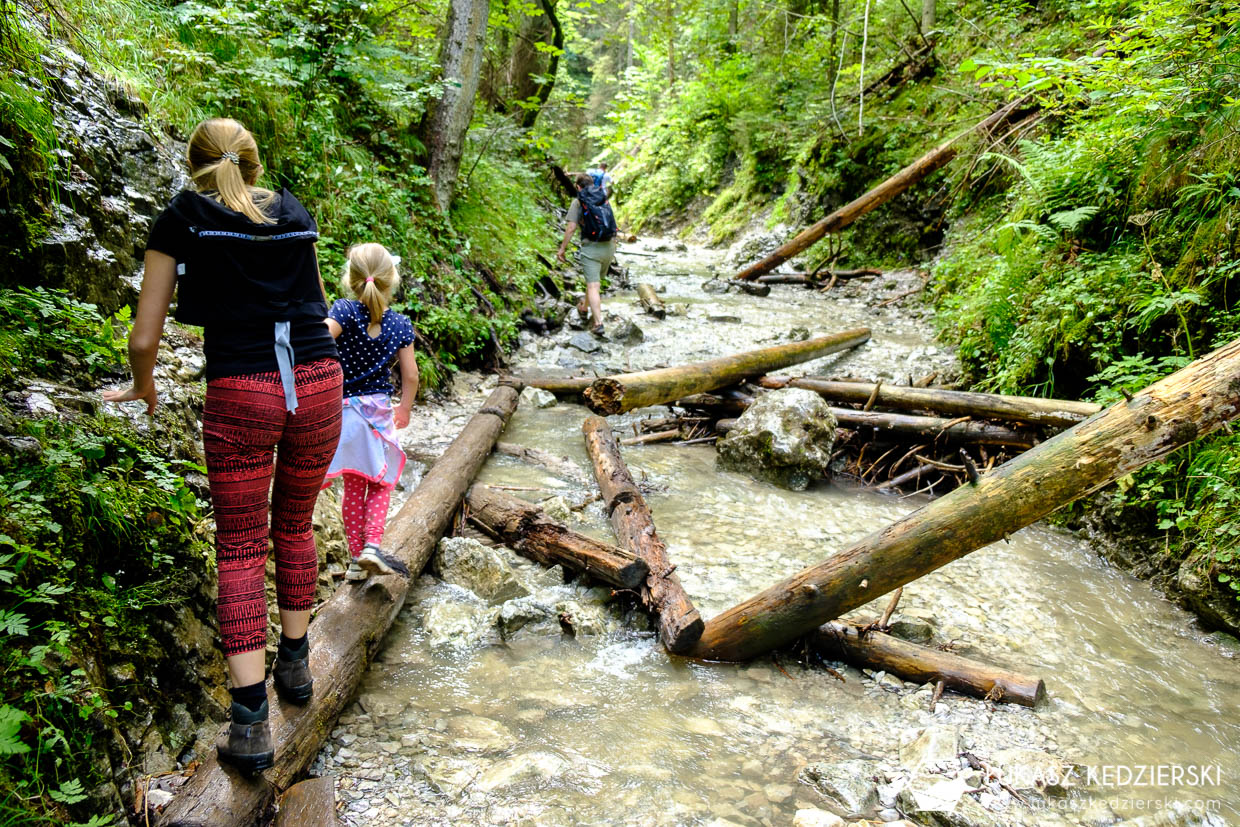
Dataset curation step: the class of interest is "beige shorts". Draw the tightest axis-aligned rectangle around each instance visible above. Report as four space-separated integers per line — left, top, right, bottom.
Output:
580 239 617 284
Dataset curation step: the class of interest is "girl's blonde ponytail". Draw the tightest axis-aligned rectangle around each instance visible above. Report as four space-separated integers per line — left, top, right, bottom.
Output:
344 243 399 326
187 118 276 225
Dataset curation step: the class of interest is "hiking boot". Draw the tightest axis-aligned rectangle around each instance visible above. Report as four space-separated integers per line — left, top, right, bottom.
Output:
358 544 410 578
273 650 313 705
217 700 274 776
591 324 606 339
345 558 368 581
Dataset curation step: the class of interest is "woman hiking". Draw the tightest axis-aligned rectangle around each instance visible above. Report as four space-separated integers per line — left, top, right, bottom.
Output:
103 118 342 774
322 242 418 581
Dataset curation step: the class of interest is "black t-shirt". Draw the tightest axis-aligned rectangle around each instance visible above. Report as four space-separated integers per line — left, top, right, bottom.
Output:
146 189 338 380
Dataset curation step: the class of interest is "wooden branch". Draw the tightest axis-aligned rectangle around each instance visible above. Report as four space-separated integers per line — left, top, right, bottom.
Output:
716 406 1037 449
583 329 871 415
636 283 666 318
813 622 1045 707
778 377 1100 430
690 337 1240 662
522 373 594 398
734 98 1030 281
159 382 522 826
582 416 704 653
464 485 647 589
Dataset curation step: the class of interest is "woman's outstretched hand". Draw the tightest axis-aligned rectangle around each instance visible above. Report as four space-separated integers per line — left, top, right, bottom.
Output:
394 405 410 429
103 384 158 415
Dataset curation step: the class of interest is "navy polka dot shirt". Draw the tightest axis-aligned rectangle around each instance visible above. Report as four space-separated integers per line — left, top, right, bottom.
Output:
329 298 416 397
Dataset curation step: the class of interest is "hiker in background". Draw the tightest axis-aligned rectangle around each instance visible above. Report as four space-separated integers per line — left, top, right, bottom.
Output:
557 172 618 337
104 118 342 775
588 162 613 199
323 243 418 582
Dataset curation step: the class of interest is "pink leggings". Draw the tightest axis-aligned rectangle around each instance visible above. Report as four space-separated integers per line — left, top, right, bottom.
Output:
342 475 393 557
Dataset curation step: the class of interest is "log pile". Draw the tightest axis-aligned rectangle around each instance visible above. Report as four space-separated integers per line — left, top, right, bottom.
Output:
690 337 1240 662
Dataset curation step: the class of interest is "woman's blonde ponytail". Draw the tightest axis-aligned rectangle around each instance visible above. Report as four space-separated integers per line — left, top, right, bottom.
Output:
344 243 399 327
186 118 276 224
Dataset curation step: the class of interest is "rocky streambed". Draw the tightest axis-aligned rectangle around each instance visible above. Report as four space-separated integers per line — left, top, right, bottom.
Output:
311 241 1238 827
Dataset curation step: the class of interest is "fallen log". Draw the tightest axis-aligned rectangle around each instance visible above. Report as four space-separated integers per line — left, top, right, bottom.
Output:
734 98 1029 281
830 409 1037 449
779 377 1100 429
689 337 1240 662
813 622 1045 707
274 777 340 827
159 382 522 827
637 283 666 318
524 373 593 398
621 429 681 445
583 328 871 415
464 485 648 589
715 407 1037 449
494 442 591 485
676 392 753 418
582 416 704 653
757 269 882 286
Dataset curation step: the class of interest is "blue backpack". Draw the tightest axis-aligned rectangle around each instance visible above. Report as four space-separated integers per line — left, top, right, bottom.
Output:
590 170 606 188
577 185 617 242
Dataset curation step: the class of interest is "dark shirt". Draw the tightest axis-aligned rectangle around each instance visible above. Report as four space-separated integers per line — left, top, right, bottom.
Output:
146 189 338 380
329 299 415 397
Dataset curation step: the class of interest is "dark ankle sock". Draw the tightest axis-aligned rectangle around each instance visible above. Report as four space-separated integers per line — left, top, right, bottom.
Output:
278 633 308 662
229 680 267 713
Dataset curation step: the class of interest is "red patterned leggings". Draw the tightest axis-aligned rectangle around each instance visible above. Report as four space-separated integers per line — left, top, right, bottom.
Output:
203 359 343 657
341 475 393 557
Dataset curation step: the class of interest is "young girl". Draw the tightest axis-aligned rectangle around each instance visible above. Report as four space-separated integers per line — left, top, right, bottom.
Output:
324 243 419 580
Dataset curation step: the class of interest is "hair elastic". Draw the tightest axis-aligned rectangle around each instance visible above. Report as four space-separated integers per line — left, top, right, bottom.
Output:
365 276 375 283
220 150 240 165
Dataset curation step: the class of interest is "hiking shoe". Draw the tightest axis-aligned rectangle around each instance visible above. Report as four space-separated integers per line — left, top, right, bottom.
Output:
273 651 313 705
345 558 369 581
358 544 410 578
217 700 274 776
591 325 606 339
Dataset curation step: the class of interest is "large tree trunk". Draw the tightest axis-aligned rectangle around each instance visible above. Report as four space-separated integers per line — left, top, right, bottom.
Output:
921 0 935 34
159 383 521 826
465 485 649 588
780 377 1100 430
524 373 593 399
734 98 1029 280
582 416 704 653
689 338 1240 662
423 0 490 210
515 0 563 129
583 328 871 415
813 622 1045 707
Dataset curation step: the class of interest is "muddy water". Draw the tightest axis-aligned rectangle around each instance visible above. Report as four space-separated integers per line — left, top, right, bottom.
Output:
315 242 1239 826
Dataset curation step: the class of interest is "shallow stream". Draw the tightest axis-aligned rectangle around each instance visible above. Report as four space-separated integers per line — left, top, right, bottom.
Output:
313 241 1239 827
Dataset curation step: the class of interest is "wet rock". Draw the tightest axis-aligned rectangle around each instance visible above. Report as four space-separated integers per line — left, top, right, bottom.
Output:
799 759 880 817
788 326 811 341
793 808 846 827
608 317 645 344
707 315 742 323
897 775 975 818
887 614 936 645
716 388 837 490
903 792 1002 827
519 386 557 409
423 599 500 651
146 789 174 809
475 751 568 792
701 279 731 294
497 596 558 638
899 725 961 774
566 307 590 330
433 537 528 603
554 599 611 636
568 332 603 353
445 716 516 753
538 495 573 524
